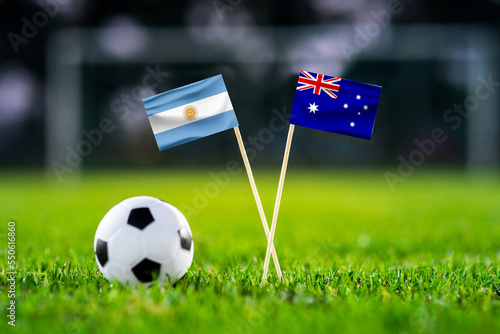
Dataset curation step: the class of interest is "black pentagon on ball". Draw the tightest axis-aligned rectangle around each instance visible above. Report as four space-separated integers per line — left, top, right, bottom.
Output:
95 239 109 267
127 207 155 230
178 226 192 251
132 258 161 283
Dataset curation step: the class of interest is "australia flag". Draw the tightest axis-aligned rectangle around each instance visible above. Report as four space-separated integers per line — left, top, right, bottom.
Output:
289 71 382 140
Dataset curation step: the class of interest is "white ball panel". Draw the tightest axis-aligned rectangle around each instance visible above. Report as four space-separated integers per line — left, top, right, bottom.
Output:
148 200 184 229
167 202 191 231
168 204 192 237
161 242 194 280
108 226 144 267
119 196 161 210
141 223 179 262
94 202 130 245
103 261 139 284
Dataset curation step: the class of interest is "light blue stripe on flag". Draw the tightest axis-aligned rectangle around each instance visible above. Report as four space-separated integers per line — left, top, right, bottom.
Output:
142 74 239 151
143 74 228 116
154 110 239 151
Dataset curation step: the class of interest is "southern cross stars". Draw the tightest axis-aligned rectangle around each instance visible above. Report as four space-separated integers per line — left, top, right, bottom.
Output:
308 93 365 129
352 96 363 128
308 102 319 113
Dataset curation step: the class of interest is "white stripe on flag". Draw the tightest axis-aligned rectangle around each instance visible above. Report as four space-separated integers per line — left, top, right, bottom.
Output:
148 92 233 135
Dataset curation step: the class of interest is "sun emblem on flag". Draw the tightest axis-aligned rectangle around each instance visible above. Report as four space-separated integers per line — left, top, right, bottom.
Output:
183 105 198 121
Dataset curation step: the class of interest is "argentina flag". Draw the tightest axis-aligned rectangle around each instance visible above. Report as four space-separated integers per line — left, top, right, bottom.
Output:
290 71 382 140
142 74 239 151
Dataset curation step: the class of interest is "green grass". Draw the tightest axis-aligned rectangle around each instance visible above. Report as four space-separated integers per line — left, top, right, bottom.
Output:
1 168 499 333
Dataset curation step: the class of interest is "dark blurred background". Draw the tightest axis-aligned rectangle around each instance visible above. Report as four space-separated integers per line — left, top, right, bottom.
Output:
0 0 499 175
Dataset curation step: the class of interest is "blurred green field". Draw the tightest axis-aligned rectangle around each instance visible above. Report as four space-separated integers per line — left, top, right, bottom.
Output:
1 168 499 334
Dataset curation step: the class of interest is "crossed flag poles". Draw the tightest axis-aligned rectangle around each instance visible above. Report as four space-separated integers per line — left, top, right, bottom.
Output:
142 74 282 278
233 126 282 278
142 72 381 281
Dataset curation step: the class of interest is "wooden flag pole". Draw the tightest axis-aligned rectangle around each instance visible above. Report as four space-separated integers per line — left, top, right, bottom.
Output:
233 127 282 279
262 124 295 279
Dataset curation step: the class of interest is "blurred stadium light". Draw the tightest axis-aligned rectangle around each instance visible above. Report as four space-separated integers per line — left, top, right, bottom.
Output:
45 24 499 173
0 64 40 156
0 64 39 124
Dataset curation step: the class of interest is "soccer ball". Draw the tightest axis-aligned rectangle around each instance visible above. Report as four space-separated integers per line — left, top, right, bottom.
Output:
94 196 194 284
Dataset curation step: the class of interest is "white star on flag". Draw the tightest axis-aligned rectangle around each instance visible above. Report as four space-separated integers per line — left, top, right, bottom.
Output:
356 95 361 100
308 102 319 113
363 105 368 110
350 122 355 127
343 104 348 109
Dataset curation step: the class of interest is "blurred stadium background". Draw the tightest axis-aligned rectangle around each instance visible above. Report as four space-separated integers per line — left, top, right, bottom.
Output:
0 0 499 175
